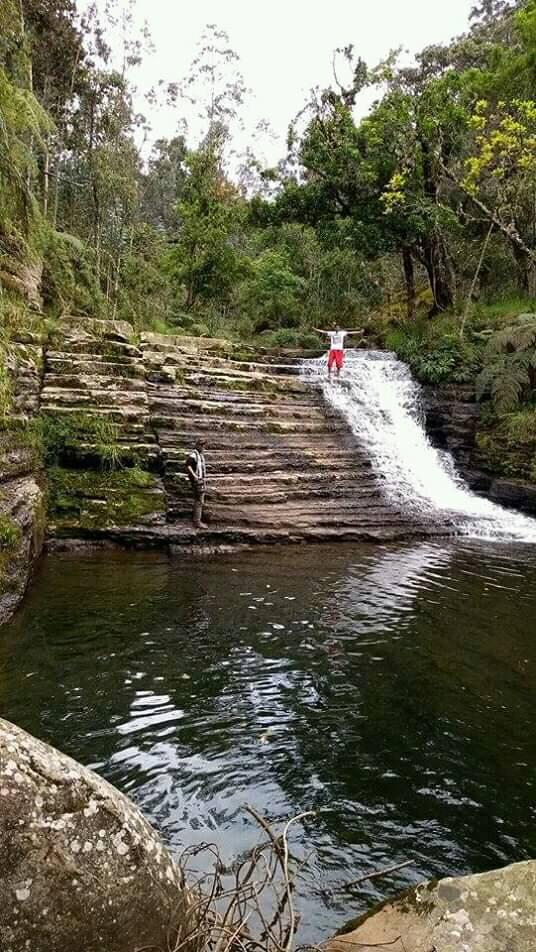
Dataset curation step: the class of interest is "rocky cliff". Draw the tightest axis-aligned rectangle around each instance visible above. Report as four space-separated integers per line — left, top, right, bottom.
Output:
424 384 536 514
0 337 45 625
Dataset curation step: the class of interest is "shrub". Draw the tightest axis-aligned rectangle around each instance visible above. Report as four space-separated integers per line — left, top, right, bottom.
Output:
386 325 481 384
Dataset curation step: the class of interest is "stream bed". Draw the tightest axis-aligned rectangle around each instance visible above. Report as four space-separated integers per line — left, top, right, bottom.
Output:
2 541 536 942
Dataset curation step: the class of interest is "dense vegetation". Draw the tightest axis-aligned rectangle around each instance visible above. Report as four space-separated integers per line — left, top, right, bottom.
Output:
1 0 536 477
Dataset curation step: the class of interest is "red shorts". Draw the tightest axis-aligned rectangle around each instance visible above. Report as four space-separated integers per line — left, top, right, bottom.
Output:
328 349 344 370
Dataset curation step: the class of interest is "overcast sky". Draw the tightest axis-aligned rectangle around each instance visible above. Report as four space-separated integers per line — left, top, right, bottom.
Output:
104 0 476 162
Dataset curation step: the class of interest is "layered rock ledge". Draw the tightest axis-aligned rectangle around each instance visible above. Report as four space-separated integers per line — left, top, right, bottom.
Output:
41 317 444 551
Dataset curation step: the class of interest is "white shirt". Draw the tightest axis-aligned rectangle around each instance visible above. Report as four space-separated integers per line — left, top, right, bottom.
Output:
329 331 346 350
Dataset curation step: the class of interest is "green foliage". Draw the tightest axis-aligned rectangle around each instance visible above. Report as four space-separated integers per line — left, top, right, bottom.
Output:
476 313 536 411
166 139 246 311
0 513 21 549
257 328 322 350
41 228 105 316
239 250 305 332
39 412 122 470
386 323 481 384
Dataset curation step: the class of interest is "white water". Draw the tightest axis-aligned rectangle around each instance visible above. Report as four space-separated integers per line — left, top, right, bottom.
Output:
305 349 536 542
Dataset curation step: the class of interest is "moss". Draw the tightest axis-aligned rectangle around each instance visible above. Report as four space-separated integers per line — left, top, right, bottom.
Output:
39 412 122 469
47 466 164 529
476 407 536 480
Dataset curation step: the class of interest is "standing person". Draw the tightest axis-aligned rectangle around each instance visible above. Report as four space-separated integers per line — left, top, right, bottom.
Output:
186 440 207 530
314 324 364 378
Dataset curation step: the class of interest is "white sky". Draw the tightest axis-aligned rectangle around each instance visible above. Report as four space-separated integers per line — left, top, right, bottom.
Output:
104 0 476 163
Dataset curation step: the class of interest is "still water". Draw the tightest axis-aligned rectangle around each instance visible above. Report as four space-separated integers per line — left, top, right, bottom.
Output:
2 542 536 941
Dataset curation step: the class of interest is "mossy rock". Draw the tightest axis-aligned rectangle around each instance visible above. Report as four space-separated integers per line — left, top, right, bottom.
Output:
476 408 536 481
47 466 166 530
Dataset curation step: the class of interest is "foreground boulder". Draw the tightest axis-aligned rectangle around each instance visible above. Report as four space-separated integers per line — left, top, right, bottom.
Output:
0 718 191 952
329 861 536 952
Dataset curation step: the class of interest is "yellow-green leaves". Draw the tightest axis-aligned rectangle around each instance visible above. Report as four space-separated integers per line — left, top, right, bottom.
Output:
463 99 536 196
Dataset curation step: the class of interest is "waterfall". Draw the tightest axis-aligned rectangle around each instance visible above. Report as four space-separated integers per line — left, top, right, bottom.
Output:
304 350 536 542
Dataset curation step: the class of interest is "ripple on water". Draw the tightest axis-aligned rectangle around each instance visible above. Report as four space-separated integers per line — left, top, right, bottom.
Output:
1 542 536 943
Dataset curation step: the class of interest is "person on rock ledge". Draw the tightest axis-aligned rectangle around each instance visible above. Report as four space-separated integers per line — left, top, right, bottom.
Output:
186 440 208 530
314 324 364 378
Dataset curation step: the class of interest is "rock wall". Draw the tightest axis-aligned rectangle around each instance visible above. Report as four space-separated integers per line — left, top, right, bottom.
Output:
0 718 191 952
41 316 440 551
424 383 536 515
0 338 45 625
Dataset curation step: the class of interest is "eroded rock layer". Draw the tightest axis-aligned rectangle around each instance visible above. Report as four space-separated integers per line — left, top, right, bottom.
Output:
41 318 439 547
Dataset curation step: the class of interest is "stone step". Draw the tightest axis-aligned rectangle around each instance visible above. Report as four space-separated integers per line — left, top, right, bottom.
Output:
47 352 144 371
163 453 368 476
182 371 310 395
155 351 301 377
166 467 370 484
148 396 326 421
43 374 147 393
166 502 411 528
167 485 378 508
166 470 374 493
40 404 150 427
152 414 346 435
155 432 362 456
147 385 320 407
48 338 142 359
40 387 149 409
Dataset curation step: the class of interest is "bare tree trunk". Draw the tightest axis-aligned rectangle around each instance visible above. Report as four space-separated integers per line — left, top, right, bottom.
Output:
420 141 454 316
460 221 494 339
421 231 454 315
52 163 60 227
43 139 50 218
402 247 416 320
511 242 531 294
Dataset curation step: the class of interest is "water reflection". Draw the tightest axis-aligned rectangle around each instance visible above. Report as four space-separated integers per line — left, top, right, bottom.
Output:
1 541 536 942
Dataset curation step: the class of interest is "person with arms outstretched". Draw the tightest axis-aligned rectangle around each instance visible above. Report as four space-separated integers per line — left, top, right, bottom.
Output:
314 324 364 378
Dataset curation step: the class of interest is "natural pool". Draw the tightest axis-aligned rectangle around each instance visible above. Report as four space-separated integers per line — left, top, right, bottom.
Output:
2 541 536 943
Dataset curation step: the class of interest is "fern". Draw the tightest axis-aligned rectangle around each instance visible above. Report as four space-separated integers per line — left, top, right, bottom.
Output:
477 314 536 412
486 314 536 355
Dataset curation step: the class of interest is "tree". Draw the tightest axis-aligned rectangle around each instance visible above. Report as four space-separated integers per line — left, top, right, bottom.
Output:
167 135 245 310
240 249 305 331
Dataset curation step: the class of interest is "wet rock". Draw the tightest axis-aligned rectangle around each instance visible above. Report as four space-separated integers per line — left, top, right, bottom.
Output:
0 475 45 626
329 861 536 952
0 718 191 952
489 478 536 513
0 339 46 624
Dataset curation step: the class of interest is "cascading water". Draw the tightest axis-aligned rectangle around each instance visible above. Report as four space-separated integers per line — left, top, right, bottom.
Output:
305 349 536 542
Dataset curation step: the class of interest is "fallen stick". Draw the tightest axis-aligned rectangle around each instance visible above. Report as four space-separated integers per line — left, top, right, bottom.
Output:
337 859 414 892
